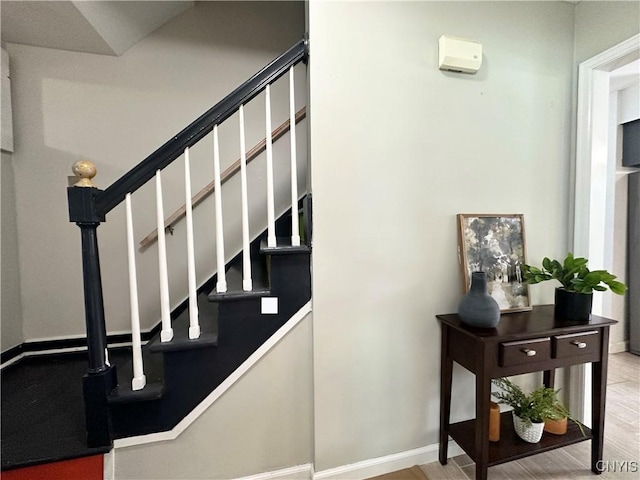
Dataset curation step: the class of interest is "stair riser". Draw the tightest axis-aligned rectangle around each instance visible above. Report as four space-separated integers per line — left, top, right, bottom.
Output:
269 253 311 301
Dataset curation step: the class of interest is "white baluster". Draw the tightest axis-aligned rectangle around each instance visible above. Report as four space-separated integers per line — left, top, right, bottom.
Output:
156 170 173 342
184 147 200 339
125 193 146 391
289 66 300 247
239 105 252 291
213 125 227 293
265 85 276 248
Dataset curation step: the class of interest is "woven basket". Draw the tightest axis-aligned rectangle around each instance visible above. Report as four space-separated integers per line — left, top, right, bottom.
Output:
512 412 544 443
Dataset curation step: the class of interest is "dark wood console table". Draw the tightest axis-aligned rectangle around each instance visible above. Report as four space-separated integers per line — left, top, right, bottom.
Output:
437 305 617 480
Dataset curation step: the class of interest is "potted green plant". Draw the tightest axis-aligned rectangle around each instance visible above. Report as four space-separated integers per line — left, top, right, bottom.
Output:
492 378 563 443
543 401 571 435
521 253 626 321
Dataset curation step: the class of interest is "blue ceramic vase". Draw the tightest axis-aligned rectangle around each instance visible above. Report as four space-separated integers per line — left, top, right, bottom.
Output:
458 272 501 328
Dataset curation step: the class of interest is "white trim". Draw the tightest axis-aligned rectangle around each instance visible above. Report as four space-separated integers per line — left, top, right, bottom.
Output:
572 33 640 425
227 441 464 480
313 441 464 480
0 341 148 370
103 449 115 480
114 301 313 448
610 340 629 354
234 464 314 480
1 347 88 370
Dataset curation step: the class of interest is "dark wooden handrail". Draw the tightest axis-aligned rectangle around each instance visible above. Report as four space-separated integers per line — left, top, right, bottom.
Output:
95 39 308 217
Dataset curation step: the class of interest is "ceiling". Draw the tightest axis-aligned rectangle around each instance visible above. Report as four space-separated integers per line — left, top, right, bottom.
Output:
1 1 194 56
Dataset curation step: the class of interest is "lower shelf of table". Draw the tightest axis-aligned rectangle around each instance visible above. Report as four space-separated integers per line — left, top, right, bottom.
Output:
448 412 592 467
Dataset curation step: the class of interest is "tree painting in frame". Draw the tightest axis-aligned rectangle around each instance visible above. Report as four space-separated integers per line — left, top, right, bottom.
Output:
457 214 532 313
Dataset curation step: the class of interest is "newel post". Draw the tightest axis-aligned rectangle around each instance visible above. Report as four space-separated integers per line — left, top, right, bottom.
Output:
68 160 116 448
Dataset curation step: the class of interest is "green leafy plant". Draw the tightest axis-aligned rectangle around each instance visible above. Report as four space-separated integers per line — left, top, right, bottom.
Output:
492 378 585 435
491 378 558 426
521 253 626 295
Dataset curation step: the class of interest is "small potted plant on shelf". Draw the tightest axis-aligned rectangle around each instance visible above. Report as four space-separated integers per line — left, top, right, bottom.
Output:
521 253 626 321
492 378 565 443
543 401 571 435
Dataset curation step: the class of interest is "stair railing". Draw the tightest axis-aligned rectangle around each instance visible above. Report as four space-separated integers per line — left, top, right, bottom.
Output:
67 39 308 447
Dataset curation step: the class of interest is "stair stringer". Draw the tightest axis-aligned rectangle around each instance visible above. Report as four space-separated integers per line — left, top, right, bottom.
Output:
113 300 311 449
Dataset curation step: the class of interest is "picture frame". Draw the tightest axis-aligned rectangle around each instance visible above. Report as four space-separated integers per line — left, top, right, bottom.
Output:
457 214 532 313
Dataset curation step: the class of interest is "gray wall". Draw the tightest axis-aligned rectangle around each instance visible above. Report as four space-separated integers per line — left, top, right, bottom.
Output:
574 0 640 64
114 313 314 479
1 151 24 351
4 1 306 343
309 0 575 471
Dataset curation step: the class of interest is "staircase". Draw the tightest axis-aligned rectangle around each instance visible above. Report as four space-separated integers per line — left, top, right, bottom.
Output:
107 208 311 440
60 38 311 452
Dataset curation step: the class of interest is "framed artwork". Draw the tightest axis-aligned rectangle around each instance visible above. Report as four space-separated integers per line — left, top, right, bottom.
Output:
457 214 531 313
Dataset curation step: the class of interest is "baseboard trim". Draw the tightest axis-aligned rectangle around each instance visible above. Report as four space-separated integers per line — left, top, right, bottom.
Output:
313 441 464 480
0 334 155 369
610 340 628 354
114 301 313 448
234 464 314 480
103 449 115 480
227 440 463 480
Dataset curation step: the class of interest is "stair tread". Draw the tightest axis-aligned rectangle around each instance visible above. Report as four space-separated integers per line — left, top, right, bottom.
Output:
207 261 270 302
148 293 219 352
149 331 218 353
108 381 164 404
110 340 165 404
260 237 311 255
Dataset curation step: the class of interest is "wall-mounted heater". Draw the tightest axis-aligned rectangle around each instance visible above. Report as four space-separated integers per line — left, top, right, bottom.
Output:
438 35 482 74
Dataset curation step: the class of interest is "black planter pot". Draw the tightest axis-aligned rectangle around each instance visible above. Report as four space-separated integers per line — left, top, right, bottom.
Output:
554 288 593 321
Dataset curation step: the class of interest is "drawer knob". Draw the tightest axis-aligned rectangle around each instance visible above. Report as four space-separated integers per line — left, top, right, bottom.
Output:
572 341 587 349
521 348 536 356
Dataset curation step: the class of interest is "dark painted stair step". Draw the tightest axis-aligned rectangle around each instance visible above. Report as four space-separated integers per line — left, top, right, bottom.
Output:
149 294 219 353
108 349 164 404
260 237 311 255
109 294 219 404
207 260 270 302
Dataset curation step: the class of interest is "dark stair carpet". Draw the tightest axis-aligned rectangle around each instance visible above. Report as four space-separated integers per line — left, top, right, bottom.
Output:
0 350 129 470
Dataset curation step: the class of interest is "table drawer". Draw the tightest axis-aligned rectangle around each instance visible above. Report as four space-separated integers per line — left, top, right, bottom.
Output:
499 337 551 367
553 331 599 359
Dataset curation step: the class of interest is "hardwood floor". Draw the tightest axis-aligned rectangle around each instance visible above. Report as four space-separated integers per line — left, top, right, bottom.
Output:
422 352 640 479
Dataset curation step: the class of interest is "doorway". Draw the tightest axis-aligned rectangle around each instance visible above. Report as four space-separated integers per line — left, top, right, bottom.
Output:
572 33 640 425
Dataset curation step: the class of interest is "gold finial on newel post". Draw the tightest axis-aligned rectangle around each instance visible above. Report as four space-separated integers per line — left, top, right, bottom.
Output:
72 160 97 187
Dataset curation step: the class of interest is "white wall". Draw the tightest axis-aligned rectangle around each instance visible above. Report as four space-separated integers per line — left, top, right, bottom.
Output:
610 82 639 350
309 0 575 471
5 1 306 342
114 313 314 480
618 82 640 124
574 0 640 65
1 151 24 351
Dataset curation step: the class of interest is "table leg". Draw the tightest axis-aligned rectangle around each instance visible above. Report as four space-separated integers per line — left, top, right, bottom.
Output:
475 369 491 480
439 325 453 465
591 327 610 474
543 369 555 389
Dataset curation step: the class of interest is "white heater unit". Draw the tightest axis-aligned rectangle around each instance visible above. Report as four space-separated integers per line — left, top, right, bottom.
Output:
438 35 482 74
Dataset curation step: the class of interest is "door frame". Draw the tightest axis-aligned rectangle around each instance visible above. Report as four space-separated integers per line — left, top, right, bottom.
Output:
571 34 640 424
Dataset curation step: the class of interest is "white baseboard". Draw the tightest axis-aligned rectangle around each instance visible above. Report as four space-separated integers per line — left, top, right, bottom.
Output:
103 449 115 480
610 340 628 354
234 464 314 480
314 441 463 480
230 441 463 480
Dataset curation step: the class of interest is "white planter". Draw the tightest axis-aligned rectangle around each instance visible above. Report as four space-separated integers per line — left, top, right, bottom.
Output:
512 412 545 443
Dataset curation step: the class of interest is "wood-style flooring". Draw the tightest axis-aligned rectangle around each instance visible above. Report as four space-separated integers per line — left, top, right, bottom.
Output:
421 352 640 479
